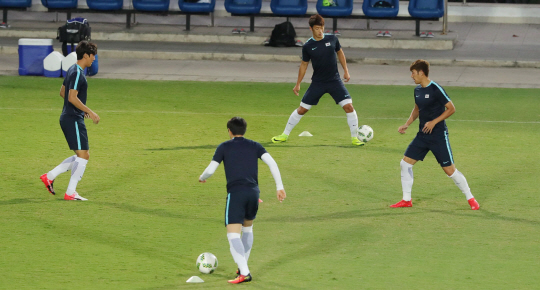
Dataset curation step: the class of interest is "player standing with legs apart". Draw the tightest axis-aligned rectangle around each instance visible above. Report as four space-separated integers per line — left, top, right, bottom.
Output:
271 14 364 146
40 41 99 201
199 117 286 284
390 60 479 210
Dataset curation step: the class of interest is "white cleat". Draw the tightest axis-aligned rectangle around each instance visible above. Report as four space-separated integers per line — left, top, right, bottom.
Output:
64 192 88 201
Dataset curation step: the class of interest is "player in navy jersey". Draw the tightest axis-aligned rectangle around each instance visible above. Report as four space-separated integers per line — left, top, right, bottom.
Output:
390 60 479 210
40 41 99 201
271 14 364 146
199 117 286 284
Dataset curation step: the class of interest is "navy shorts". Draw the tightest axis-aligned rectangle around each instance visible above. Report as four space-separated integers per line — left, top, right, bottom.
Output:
404 131 454 167
301 79 351 106
60 118 89 151
224 188 260 226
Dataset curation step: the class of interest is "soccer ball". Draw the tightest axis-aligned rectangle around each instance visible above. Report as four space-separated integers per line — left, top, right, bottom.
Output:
357 125 374 142
196 252 218 274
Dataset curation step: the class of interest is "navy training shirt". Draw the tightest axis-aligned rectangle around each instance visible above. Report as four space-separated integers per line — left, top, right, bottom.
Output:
60 64 88 120
301 34 342 83
414 81 451 135
212 137 268 193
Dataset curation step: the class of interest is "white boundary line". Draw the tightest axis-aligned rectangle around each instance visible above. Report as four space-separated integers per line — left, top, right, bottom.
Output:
1 107 538 124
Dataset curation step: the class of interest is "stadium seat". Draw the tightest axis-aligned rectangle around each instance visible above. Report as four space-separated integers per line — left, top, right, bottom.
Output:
40 0 78 9
132 0 170 12
178 0 215 13
270 0 307 16
362 0 399 18
224 0 262 15
0 0 31 8
86 0 123 11
408 0 444 19
316 0 353 17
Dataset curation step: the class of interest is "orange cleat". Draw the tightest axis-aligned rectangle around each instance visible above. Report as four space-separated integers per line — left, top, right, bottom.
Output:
40 174 55 195
64 192 88 201
390 200 412 208
468 198 480 210
228 274 252 284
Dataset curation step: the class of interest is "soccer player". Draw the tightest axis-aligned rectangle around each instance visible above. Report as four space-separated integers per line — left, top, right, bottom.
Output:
40 41 99 201
390 60 480 210
199 117 286 284
271 14 364 146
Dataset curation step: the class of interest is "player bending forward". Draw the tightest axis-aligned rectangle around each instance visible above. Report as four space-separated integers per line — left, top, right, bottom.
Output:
271 14 364 146
199 117 287 284
390 60 479 210
40 41 99 201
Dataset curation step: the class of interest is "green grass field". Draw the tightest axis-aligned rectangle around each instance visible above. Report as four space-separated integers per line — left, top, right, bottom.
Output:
0 75 539 289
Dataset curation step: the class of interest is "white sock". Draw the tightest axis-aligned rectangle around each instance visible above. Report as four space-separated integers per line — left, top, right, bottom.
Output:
227 233 250 276
283 109 303 136
241 226 254 262
400 160 413 201
346 110 358 138
66 157 88 195
47 155 76 180
449 169 474 200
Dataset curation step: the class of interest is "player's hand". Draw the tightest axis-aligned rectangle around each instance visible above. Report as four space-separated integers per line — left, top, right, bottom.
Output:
293 84 300 96
398 125 408 134
276 189 286 202
422 121 435 134
88 111 100 124
343 72 351 82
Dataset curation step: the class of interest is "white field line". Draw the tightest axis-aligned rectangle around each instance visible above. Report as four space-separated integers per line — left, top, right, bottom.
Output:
0 107 538 124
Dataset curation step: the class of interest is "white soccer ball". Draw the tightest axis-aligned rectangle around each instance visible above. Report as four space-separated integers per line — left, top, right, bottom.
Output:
196 252 218 274
357 125 374 142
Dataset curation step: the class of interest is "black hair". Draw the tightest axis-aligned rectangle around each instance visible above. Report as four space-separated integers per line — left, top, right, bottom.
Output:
227 117 247 136
76 41 98 60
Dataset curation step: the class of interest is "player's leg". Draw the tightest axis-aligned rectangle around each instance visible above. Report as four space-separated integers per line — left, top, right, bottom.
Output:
41 155 76 195
391 136 428 208
328 81 362 146
241 219 254 262
272 83 323 143
433 133 479 210
64 119 90 201
225 193 252 284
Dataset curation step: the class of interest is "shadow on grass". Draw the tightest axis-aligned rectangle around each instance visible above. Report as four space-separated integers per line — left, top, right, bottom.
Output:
0 198 45 205
144 145 218 151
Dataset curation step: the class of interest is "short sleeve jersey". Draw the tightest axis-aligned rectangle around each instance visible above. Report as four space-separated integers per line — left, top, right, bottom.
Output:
414 81 451 135
61 64 88 119
212 137 268 193
301 34 342 83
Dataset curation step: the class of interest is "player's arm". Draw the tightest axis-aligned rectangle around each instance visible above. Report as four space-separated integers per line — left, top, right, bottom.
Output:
261 153 286 202
199 160 220 183
422 101 455 134
398 104 419 134
293 61 309 96
336 49 350 82
60 85 66 99
67 89 100 124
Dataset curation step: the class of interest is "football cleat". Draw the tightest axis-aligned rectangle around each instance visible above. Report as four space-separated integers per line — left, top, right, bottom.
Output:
352 137 365 146
468 198 480 210
271 134 288 143
40 173 56 195
64 192 88 201
390 200 413 208
228 274 252 284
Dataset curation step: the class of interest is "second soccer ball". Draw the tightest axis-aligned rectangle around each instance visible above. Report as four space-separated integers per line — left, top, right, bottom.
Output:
357 125 374 142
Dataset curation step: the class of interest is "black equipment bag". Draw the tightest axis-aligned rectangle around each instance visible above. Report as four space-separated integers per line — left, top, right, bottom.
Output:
57 18 91 56
269 21 296 47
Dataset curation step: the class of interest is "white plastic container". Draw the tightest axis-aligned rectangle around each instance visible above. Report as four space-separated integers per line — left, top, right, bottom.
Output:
43 51 65 78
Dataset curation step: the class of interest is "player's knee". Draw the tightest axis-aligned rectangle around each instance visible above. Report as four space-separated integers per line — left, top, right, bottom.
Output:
76 151 90 160
297 106 309 115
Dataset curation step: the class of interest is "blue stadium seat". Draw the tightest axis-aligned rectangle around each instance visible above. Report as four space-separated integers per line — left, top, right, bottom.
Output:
86 0 123 11
316 0 353 17
362 0 399 18
132 0 170 12
224 0 262 15
178 0 215 13
0 0 31 8
408 0 444 19
40 0 78 9
270 0 307 16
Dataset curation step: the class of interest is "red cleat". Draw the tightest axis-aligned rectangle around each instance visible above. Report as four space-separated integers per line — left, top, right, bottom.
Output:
228 274 252 284
468 198 480 210
390 200 412 208
40 173 55 195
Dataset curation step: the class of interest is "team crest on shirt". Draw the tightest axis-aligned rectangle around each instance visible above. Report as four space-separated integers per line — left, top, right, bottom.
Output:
325 42 331 46
425 94 430 98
